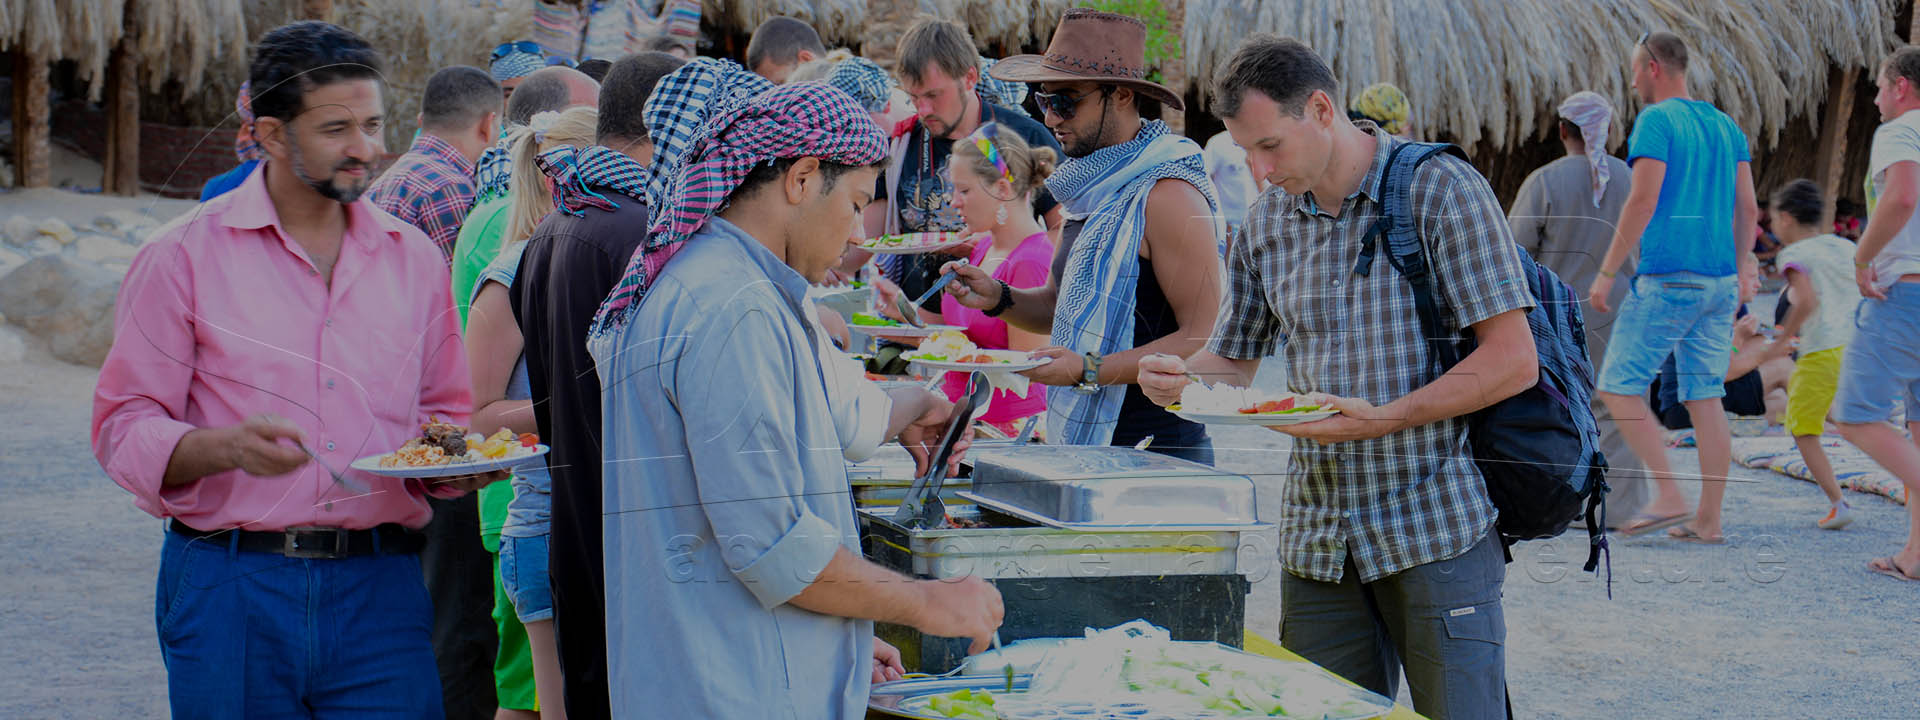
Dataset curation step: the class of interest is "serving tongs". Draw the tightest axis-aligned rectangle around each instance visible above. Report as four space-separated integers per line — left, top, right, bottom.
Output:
894 371 989 530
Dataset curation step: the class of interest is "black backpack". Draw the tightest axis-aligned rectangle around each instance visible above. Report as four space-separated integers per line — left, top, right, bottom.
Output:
1354 141 1611 584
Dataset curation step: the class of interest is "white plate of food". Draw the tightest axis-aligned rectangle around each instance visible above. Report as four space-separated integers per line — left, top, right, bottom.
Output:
858 231 973 255
1169 385 1340 426
904 331 1049 372
352 421 550 478
847 312 961 338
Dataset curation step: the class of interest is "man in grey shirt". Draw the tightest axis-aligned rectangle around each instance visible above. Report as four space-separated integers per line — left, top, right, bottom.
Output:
1508 90 1648 528
592 84 1003 719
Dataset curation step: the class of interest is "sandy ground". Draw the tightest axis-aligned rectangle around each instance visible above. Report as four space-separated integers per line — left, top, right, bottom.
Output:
2 185 1915 717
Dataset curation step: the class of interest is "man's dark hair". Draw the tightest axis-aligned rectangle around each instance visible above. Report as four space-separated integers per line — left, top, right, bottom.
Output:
745 17 825 72
420 65 500 131
1558 117 1582 140
1770 179 1825 227
643 36 685 55
597 51 688 144
1210 34 1337 119
895 17 976 84
505 67 576 125
1883 45 1920 91
248 21 384 122
1643 31 1689 71
577 57 614 82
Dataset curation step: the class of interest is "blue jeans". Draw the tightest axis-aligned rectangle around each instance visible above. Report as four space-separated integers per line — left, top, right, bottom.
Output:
1834 281 1920 424
156 529 443 719
1597 271 1740 401
498 533 555 623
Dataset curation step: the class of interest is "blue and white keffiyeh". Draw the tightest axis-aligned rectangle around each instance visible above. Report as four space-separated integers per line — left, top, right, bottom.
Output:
1044 120 1222 447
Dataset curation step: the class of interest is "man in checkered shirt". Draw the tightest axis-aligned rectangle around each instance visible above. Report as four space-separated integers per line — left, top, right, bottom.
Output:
368 65 500 261
1141 36 1539 719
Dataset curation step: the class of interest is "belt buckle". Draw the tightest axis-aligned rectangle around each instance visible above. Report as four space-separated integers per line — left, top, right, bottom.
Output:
283 526 348 559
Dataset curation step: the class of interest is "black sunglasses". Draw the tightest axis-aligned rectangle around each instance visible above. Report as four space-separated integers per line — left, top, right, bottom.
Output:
491 41 543 62
1032 85 1114 121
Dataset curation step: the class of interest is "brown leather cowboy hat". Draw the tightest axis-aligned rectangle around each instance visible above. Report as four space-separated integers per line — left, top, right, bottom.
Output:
989 8 1184 111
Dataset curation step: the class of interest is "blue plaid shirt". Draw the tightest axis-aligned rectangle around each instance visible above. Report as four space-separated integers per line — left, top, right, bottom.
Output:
1208 125 1534 583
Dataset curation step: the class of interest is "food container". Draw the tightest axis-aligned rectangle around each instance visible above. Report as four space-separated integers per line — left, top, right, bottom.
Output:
967 445 1260 526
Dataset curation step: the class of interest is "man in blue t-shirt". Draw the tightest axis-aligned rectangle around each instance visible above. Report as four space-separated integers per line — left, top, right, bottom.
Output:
1589 31 1760 544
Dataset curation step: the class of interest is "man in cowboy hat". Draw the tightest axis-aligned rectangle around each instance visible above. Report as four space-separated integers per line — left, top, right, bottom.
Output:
943 8 1225 463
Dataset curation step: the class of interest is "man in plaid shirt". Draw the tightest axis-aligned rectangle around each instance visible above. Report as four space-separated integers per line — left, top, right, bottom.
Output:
370 65 500 260
1141 36 1538 719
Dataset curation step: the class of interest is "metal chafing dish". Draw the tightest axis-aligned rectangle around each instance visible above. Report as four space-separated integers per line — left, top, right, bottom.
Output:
859 444 1268 675
847 444 974 511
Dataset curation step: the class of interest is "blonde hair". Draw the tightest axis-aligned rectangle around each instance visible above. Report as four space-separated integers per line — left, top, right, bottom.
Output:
505 106 599 247
953 124 1057 200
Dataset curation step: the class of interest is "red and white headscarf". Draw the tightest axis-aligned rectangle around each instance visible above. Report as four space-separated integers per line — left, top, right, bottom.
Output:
1557 91 1615 208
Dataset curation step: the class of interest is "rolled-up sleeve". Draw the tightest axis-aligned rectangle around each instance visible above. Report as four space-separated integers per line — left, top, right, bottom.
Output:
678 297 844 609
91 241 202 518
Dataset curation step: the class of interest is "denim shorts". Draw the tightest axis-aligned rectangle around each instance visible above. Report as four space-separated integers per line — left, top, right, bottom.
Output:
1834 282 1920 425
498 534 554 623
1597 271 1740 402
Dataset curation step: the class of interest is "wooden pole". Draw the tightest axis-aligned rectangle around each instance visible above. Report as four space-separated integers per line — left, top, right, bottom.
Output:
104 13 141 197
1812 67 1859 228
13 51 52 189
1160 0 1188 135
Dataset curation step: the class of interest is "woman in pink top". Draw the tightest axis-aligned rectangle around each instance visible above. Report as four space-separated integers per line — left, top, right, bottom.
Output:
881 123 1057 435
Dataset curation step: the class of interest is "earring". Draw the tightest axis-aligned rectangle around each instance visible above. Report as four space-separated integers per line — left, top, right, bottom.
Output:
995 204 1008 226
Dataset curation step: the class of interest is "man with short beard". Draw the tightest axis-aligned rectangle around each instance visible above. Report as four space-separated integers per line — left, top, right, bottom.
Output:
946 9 1224 462
91 21 504 718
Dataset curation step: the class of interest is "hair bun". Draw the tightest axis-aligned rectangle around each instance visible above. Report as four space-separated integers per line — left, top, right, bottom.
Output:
1028 147 1058 182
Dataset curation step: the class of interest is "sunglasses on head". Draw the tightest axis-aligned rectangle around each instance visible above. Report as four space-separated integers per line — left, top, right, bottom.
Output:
1032 84 1114 121
491 41 543 62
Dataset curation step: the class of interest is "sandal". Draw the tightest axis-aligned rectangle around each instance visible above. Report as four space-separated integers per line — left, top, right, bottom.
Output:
1667 525 1725 544
1621 511 1694 537
1868 556 1920 582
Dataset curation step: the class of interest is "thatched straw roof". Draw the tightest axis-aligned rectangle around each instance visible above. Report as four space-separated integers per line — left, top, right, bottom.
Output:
1184 0 1904 152
702 0 1070 55
0 0 249 100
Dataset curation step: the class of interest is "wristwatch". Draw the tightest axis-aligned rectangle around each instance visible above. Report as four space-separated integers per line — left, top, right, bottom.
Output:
982 279 1015 317
1072 352 1102 395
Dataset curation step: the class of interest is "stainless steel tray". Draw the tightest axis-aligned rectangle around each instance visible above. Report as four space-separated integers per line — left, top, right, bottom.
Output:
858 507 1265 580
969 446 1259 525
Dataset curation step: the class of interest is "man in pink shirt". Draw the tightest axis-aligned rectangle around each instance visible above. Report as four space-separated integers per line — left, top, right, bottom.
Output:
90 22 501 719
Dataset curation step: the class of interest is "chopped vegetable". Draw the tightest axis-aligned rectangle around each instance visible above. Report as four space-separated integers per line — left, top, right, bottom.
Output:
926 688 997 719
850 312 902 327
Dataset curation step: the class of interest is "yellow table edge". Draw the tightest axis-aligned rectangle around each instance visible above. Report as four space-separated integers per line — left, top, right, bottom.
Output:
1242 630 1428 720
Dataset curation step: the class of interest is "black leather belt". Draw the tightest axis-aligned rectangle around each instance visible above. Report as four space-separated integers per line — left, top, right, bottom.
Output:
169 519 426 559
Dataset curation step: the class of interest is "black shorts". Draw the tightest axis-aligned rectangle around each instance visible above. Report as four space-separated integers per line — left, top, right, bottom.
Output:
1653 369 1767 430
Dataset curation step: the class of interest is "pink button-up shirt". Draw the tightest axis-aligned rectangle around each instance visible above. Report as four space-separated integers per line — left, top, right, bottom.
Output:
91 163 472 531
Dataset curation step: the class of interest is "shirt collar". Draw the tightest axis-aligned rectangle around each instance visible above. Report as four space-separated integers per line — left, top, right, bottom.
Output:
700 216 810 306
1290 121 1396 217
410 132 476 176
216 159 411 251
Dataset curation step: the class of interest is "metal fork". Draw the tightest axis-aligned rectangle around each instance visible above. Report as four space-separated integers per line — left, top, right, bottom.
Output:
300 443 367 494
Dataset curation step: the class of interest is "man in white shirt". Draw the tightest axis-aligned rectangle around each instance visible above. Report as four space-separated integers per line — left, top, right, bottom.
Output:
1835 46 1920 583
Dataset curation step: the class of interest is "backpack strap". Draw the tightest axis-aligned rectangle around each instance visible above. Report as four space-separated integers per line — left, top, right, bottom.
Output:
1352 141 1471 372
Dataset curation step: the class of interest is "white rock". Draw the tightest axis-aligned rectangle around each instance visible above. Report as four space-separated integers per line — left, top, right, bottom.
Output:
93 209 158 234
0 324 27 364
35 217 77 245
0 246 25 276
3 215 34 246
0 255 121 367
76 234 139 264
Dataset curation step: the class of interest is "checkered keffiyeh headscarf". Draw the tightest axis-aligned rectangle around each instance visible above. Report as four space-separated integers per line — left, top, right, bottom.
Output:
492 50 546 84
234 81 262 162
588 82 887 335
976 57 1028 109
641 58 776 203
825 56 891 113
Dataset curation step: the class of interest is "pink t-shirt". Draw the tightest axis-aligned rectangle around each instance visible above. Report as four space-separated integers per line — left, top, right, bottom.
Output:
941 232 1054 425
